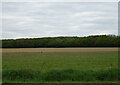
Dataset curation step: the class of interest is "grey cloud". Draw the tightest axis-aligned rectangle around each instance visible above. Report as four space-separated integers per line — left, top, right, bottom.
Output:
2 2 118 39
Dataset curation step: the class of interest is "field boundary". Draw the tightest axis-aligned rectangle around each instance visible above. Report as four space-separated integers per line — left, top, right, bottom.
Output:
1 83 120 85
1 48 119 52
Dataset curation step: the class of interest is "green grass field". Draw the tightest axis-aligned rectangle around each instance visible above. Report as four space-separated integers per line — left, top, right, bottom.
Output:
2 49 119 83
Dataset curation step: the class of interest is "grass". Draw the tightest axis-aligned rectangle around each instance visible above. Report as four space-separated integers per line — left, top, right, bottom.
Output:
2 50 119 83
2 68 119 83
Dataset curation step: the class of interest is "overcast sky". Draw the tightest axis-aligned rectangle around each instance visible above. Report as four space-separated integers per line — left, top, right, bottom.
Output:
2 2 118 39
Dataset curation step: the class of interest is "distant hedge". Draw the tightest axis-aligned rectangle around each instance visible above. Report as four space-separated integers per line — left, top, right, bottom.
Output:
1 35 120 48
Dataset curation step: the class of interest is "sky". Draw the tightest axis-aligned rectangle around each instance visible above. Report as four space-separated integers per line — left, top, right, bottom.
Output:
1 2 118 39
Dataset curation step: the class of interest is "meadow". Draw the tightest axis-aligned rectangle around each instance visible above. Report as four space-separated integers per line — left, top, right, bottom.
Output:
2 48 119 83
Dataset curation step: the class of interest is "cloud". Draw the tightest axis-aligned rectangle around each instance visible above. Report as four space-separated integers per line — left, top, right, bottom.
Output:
1 2 118 39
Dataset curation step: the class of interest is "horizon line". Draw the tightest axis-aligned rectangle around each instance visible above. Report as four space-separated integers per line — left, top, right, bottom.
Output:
1 34 119 40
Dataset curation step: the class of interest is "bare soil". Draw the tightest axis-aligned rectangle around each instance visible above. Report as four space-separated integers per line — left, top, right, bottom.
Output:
1 48 119 52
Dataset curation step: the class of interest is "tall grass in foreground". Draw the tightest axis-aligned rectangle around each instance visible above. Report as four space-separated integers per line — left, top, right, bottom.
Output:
2 68 119 83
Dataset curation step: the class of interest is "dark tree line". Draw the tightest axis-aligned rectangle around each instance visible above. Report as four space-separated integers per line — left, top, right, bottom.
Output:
1 35 120 48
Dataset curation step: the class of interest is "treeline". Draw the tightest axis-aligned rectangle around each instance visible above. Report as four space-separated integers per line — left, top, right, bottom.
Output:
1 35 120 48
